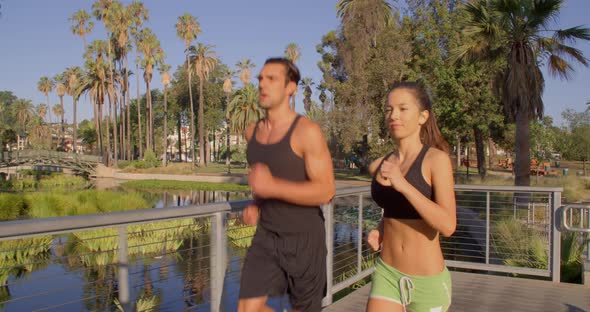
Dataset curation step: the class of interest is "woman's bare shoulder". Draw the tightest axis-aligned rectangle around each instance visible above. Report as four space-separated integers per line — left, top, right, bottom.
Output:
369 156 386 177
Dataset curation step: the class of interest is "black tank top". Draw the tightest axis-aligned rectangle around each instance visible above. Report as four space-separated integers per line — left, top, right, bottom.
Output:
371 145 432 219
247 115 324 233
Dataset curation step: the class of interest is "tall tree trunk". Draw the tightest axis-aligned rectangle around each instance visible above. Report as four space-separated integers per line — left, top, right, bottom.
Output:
105 93 112 166
125 56 131 160
488 136 496 169
112 89 118 166
198 78 205 167
150 87 154 153
73 97 77 153
97 101 104 158
187 54 196 167
473 126 486 180
178 115 182 162
163 86 168 167
456 133 461 169
136 59 143 159
46 94 52 148
514 109 531 186
146 79 152 153
58 95 64 149
226 94 231 173
120 89 126 160
107 35 116 166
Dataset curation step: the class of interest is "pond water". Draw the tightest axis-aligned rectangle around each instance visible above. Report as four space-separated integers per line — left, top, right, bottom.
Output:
0 185 365 311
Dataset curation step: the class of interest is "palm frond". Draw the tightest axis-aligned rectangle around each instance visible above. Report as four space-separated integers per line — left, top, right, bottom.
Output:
554 26 590 44
547 54 574 80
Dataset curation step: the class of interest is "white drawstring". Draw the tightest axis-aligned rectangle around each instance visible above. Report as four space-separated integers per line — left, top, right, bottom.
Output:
399 276 415 312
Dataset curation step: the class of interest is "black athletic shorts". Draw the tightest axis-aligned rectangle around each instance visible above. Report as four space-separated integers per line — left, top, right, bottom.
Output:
239 223 327 312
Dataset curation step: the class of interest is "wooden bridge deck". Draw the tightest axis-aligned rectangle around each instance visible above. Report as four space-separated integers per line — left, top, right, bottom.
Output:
323 271 590 312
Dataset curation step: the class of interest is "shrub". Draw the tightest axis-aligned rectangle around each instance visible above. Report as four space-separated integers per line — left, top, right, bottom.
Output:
0 194 27 221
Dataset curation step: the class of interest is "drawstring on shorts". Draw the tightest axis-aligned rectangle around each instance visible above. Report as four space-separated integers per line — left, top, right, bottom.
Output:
399 276 415 312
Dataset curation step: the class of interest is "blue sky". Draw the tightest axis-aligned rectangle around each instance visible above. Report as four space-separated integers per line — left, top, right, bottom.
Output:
0 0 589 127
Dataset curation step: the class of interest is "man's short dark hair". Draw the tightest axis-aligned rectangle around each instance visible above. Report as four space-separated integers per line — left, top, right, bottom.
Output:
264 57 301 85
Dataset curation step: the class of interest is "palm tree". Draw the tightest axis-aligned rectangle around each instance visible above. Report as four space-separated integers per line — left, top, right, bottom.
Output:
236 58 255 85
138 28 164 153
81 40 110 157
317 83 328 110
12 99 34 135
93 0 118 165
37 77 55 124
223 77 233 172
228 84 264 143
36 104 48 122
457 0 590 186
299 77 315 113
189 43 218 166
284 43 301 110
336 0 392 47
176 13 201 167
65 66 83 153
112 3 137 160
69 10 94 48
52 103 65 149
55 80 67 149
160 63 172 167
129 1 149 159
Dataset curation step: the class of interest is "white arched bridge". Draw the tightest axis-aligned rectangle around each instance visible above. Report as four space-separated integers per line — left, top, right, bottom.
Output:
0 149 103 175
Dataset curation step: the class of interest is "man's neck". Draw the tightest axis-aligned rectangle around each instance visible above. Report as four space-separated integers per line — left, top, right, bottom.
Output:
264 101 295 127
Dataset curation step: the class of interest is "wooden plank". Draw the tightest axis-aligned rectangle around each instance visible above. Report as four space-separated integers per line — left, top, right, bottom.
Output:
323 271 590 312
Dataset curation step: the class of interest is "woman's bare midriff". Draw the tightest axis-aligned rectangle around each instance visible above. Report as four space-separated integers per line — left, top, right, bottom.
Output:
380 218 445 276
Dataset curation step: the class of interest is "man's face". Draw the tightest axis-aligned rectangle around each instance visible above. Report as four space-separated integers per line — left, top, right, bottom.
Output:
258 63 294 109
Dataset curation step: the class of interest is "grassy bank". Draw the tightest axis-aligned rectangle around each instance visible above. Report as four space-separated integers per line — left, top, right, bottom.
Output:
120 180 250 192
119 162 249 175
0 190 155 221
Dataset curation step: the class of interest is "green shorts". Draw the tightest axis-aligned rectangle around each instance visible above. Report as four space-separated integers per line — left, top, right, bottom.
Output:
369 257 452 312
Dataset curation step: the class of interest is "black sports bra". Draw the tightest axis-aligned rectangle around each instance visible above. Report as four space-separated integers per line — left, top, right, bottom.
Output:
370 145 432 219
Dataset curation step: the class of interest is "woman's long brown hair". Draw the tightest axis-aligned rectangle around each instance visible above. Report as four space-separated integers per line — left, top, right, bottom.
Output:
390 82 450 153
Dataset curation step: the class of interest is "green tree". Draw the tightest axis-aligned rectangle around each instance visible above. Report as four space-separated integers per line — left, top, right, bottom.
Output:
52 103 65 149
138 28 164 153
129 1 149 159
160 63 172 166
176 13 201 167
284 43 301 110
228 84 263 141
236 58 255 85
189 43 218 166
37 77 55 123
299 77 314 113
458 0 590 186
223 77 233 170
69 9 94 48
93 0 117 165
54 75 67 149
65 66 84 153
12 99 34 135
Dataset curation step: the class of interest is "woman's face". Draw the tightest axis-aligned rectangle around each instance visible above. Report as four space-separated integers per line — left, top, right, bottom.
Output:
385 88 428 140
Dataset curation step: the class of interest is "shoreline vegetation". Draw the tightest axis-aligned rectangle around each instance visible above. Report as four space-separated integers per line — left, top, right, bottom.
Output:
120 179 250 192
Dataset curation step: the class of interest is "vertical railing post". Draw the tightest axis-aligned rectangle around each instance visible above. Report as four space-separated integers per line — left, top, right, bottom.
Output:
118 226 131 311
486 192 490 265
551 191 562 283
210 212 226 312
321 201 334 307
357 194 363 275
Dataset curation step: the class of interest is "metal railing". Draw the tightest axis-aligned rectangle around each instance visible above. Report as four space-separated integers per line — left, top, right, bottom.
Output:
0 185 575 311
446 185 563 281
